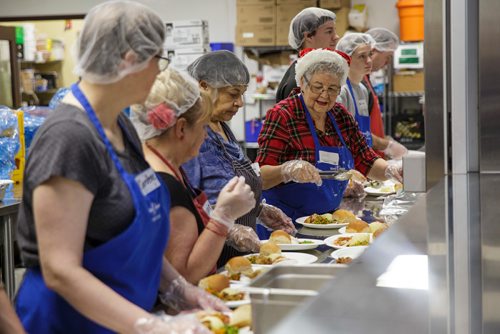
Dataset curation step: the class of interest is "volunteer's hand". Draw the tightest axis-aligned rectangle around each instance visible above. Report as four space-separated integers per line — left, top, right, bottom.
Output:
226 224 261 253
281 160 322 186
258 203 297 235
159 276 230 313
211 176 256 229
384 163 403 183
383 140 408 160
343 179 365 198
134 314 211 334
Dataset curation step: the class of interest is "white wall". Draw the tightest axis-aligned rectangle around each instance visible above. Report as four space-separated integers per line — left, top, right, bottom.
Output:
352 0 400 35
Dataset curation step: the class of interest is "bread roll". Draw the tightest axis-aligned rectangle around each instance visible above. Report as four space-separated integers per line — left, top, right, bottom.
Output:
369 221 388 234
230 304 252 328
373 227 388 238
345 220 370 233
259 241 281 257
331 209 357 224
225 256 253 276
198 274 229 293
270 230 292 244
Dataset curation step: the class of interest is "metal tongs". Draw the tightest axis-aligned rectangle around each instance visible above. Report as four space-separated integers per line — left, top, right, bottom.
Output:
317 168 353 181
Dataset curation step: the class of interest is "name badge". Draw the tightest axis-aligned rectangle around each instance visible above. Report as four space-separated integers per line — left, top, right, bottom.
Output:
251 162 261 176
203 201 214 216
319 150 339 166
135 168 161 196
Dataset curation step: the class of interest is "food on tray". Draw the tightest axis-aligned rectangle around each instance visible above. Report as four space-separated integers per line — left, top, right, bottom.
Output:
365 180 403 193
197 311 240 334
336 256 353 264
332 234 370 247
198 274 245 302
247 241 285 265
224 256 261 281
373 227 388 239
270 230 293 244
229 304 252 328
333 236 352 247
345 220 370 233
299 240 314 244
331 209 358 224
369 221 388 234
304 213 332 224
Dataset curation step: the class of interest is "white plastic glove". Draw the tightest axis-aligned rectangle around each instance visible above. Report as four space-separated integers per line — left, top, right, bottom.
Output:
211 176 256 229
343 179 366 198
281 160 322 186
258 202 297 235
159 275 230 313
383 140 408 160
226 224 261 253
384 163 403 183
134 314 211 334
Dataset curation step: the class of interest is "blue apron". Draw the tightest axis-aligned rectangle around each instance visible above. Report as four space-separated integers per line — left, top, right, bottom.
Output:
262 94 354 225
15 84 171 333
347 79 373 147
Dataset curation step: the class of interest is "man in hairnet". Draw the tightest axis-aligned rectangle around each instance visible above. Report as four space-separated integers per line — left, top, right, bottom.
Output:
275 7 340 102
364 28 407 159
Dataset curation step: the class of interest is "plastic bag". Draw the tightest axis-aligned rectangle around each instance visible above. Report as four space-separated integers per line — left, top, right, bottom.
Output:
0 106 20 179
21 106 51 151
379 191 422 225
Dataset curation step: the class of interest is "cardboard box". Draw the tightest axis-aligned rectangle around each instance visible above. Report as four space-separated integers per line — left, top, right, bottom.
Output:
392 71 425 92
237 4 276 25
164 20 209 49
166 47 209 71
333 7 349 37
237 0 276 4
235 24 276 46
276 3 312 23
276 21 290 45
319 0 351 9
276 0 317 5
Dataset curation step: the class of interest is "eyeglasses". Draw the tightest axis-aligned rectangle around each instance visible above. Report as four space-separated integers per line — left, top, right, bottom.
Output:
303 76 341 97
155 55 170 71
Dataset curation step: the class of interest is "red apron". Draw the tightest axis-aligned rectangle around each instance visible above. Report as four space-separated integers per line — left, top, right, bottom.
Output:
364 75 386 158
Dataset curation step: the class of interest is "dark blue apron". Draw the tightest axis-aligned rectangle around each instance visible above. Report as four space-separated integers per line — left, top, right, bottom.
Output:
15 84 171 333
347 78 373 147
262 94 354 225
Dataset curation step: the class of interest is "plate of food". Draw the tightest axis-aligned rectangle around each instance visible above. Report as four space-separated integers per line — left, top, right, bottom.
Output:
338 220 389 234
296 209 359 229
364 180 402 196
220 256 265 285
245 241 318 266
198 274 249 308
324 233 372 249
330 246 369 264
261 230 323 251
197 304 252 333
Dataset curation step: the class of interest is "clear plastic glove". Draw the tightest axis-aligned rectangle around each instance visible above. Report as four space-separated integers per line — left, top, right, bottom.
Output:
343 179 366 198
281 160 322 186
258 202 297 235
159 275 230 313
384 163 403 183
211 176 256 229
134 314 211 334
383 140 408 160
226 224 261 253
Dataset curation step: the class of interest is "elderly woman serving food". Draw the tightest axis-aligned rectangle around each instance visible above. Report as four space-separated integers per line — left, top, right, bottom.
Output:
256 49 402 222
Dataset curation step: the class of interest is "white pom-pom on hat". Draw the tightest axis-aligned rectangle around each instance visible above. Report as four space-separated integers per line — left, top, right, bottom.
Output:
295 49 349 87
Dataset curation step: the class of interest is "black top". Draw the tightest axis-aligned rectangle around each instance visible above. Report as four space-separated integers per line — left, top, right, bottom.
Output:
17 104 149 267
157 172 204 235
276 59 298 103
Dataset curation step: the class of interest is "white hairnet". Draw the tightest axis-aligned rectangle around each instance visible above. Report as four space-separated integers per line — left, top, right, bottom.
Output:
187 50 249 88
288 7 336 50
366 28 400 52
295 49 349 87
75 0 165 84
335 33 376 57
131 68 201 140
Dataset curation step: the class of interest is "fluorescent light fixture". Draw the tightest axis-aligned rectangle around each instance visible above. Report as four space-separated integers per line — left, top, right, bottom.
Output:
376 255 428 290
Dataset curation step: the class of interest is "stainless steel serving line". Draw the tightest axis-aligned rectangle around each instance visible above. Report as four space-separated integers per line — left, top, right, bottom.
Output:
0 198 20 299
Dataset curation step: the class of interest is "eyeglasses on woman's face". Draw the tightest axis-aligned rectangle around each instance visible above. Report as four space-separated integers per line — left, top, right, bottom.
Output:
303 76 341 97
155 54 170 71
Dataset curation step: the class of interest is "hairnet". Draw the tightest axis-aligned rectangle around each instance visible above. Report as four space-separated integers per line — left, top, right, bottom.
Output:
75 0 165 84
335 33 376 56
187 50 249 88
366 28 400 52
295 49 349 87
131 68 201 140
288 7 336 50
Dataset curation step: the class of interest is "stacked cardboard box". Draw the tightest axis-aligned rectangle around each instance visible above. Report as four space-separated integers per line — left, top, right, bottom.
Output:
276 0 317 45
235 0 277 46
319 0 351 38
164 20 209 70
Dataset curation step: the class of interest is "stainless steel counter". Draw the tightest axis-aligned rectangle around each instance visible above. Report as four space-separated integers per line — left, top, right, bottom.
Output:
270 174 500 334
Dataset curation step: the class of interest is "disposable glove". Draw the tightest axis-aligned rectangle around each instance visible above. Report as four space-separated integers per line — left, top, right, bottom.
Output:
384 163 403 183
226 224 261 253
211 176 256 229
383 140 408 160
343 179 366 198
258 202 297 235
281 160 322 186
134 314 211 334
159 275 229 313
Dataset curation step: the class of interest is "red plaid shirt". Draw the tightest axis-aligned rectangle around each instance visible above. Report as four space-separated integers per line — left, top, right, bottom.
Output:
256 88 379 176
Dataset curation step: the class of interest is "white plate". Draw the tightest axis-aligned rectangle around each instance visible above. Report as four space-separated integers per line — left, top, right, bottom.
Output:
338 226 374 234
244 252 318 266
296 216 348 229
364 180 400 196
260 238 323 251
225 294 250 308
324 233 372 249
219 266 266 285
330 246 368 262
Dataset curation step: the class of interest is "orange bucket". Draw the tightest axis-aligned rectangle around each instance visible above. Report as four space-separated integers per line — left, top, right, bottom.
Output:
396 0 424 42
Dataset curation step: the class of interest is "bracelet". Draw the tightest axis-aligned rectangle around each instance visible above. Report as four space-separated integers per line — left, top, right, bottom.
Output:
206 220 229 237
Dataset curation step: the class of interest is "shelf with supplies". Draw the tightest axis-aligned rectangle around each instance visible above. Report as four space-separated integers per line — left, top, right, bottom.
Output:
19 60 63 106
